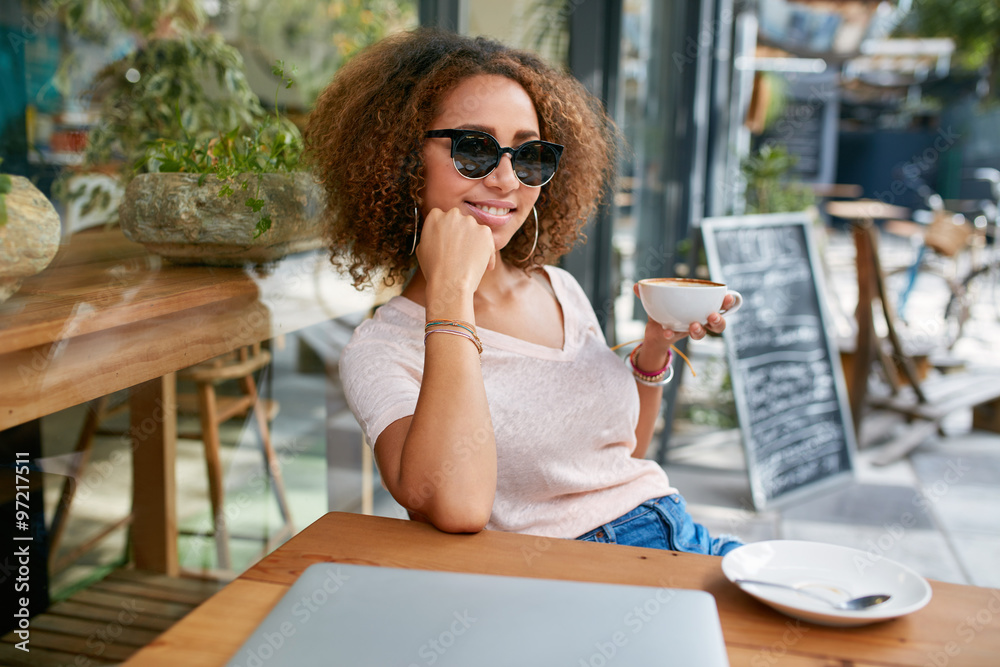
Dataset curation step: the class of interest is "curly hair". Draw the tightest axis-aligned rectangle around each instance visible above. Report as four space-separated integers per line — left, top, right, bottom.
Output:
304 27 619 290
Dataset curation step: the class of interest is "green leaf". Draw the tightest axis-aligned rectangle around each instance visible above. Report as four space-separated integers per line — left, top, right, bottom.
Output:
245 197 265 212
218 184 234 197
0 195 7 227
0 173 11 195
253 216 272 238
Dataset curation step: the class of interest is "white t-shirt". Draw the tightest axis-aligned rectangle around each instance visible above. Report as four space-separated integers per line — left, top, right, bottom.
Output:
339 265 676 538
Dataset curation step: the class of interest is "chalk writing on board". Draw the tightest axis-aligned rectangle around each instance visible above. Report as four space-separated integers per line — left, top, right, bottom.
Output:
702 214 855 508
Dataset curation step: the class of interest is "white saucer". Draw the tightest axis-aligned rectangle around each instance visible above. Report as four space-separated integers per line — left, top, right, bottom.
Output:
721 540 933 627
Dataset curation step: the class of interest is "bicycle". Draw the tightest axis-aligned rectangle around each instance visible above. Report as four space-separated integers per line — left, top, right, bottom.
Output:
883 169 1000 351
943 169 1000 341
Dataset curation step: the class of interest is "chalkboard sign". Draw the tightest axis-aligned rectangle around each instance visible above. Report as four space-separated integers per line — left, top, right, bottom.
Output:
755 72 840 185
701 212 856 509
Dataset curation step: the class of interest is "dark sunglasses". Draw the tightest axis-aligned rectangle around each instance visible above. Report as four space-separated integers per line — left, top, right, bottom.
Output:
425 129 564 187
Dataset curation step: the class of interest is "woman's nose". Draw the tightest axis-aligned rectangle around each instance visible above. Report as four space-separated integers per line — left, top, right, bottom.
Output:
488 154 520 191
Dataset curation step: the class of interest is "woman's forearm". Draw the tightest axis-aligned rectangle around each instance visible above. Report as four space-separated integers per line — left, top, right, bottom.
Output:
631 342 671 459
378 286 497 532
633 383 664 459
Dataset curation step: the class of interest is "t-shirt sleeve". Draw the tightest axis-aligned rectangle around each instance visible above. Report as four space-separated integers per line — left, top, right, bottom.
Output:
339 317 423 447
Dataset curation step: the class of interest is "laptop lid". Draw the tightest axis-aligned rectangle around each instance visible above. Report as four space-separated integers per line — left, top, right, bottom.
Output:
226 563 730 667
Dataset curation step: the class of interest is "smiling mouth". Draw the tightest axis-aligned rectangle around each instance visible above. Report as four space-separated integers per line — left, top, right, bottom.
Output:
469 203 512 216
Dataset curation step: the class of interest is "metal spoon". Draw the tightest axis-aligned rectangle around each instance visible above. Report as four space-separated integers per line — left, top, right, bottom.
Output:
734 578 892 611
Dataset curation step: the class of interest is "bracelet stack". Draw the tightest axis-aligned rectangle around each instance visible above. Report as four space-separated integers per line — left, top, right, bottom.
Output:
424 319 483 355
627 344 674 386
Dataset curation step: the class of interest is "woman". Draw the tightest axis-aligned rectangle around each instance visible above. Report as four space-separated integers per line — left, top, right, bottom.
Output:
305 28 741 555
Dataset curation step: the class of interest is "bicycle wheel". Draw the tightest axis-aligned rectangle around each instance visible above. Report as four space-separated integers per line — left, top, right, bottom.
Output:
946 262 1000 341
884 263 960 349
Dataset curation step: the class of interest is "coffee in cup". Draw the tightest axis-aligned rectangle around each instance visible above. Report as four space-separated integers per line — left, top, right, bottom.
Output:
636 278 742 332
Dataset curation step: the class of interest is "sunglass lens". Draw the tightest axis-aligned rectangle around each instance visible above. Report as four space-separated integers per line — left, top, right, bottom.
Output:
514 142 558 187
453 135 498 179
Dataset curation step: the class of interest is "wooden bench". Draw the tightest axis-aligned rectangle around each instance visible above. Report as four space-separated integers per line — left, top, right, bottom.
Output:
850 221 1000 464
865 369 1000 464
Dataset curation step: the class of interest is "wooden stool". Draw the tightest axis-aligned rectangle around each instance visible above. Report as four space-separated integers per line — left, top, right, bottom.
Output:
177 343 293 572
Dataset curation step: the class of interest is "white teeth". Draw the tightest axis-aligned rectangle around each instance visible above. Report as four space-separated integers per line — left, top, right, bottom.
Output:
473 204 510 216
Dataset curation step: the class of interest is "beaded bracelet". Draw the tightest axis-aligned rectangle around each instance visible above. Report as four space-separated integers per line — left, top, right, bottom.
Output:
627 344 674 386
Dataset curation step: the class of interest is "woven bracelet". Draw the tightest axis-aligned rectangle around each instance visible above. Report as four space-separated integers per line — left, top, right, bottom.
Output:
424 328 483 355
426 319 480 341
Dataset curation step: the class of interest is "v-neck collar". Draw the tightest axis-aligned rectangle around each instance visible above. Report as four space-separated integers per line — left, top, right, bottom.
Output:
392 265 578 360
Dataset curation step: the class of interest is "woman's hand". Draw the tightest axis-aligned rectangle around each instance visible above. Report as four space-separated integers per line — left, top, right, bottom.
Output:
631 290 737 457
416 207 496 297
630 287 735 371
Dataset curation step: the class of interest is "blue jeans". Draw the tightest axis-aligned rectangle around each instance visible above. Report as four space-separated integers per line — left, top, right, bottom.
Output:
575 494 743 556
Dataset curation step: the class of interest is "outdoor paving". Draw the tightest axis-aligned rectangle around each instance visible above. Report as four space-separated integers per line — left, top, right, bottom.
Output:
657 227 1000 588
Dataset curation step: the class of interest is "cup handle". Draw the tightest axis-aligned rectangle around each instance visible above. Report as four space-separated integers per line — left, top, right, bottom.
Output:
719 290 742 317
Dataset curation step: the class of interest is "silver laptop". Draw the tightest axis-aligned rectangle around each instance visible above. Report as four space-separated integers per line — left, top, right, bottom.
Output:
225 563 730 667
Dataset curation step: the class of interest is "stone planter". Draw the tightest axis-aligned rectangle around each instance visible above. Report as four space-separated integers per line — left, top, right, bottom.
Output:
0 176 61 303
119 172 326 266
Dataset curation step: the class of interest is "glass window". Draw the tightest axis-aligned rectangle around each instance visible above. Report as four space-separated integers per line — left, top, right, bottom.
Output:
464 0 569 66
1 0 417 605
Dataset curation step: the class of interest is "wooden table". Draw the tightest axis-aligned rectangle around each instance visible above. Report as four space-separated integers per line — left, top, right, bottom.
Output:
127 512 1000 667
0 229 378 573
825 199 911 223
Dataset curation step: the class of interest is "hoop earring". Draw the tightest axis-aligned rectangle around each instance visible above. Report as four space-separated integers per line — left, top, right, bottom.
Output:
410 207 419 255
517 206 539 263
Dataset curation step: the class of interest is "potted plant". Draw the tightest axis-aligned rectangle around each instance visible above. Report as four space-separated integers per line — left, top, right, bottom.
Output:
0 160 62 303
117 61 326 265
740 143 817 215
58 1 325 265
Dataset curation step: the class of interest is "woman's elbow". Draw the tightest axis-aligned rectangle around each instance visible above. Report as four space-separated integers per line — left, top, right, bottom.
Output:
392 469 494 533
431 513 490 534
410 494 493 534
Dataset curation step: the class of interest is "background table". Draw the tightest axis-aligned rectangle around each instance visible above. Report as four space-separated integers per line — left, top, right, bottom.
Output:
126 512 1000 667
0 228 377 573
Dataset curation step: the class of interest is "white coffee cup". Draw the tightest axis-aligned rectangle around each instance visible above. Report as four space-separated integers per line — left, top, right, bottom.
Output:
636 277 743 332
